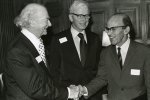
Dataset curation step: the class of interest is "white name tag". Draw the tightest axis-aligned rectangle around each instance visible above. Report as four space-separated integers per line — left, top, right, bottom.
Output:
131 69 140 75
59 37 67 43
35 56 42 63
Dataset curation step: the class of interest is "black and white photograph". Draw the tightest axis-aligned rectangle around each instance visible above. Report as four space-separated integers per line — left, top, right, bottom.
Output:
0 0 150 100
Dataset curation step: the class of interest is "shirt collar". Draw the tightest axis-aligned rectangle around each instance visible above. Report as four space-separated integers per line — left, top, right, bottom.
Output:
21 28 41 51
71 26 85 38
116 38 130 50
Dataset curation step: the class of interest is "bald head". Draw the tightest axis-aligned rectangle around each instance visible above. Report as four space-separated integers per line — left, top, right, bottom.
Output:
107 13 135 40
105 13 133 46
107 14 126 28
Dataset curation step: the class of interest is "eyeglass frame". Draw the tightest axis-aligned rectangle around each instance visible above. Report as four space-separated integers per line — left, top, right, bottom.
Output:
105 25 127 33
70 13 90 19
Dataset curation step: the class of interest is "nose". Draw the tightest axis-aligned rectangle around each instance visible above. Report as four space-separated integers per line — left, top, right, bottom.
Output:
106 30 112 36
79 16 89 21
48 20 52 27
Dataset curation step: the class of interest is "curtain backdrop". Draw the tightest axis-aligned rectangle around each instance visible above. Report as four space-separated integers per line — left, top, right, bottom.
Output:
0 0 17 73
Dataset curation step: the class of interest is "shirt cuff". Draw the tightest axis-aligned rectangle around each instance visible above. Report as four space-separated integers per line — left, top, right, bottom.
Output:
67 87 71 98
83 86 88 96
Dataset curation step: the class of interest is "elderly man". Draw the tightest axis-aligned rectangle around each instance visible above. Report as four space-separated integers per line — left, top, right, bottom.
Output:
79 13 150 100
48 0 104 100
4 3 79 100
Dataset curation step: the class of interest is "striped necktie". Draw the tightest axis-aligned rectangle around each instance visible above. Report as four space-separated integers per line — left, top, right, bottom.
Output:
117 47 122 69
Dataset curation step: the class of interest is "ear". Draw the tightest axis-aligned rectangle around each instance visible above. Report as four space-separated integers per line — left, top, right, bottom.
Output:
29 19 37 27
69 14 73 22
124 26 130 35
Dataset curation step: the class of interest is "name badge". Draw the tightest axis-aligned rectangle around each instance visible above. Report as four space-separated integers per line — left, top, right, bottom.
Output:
35 56 42 63
59 37 67 43
130 69 140 76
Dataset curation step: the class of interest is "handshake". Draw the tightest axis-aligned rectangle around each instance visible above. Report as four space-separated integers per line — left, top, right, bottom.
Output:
68 85 88 100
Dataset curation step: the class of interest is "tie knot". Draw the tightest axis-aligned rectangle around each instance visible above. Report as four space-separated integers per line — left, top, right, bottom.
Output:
78 33 84 39
39 38 44 46
118 47 121 51
39 38 43 43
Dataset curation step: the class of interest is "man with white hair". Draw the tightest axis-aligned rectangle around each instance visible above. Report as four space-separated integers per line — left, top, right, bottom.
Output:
48 0 104 100
4 3 79 100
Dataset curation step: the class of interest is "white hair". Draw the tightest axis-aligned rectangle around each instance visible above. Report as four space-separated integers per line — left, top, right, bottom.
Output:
69 0 89 13
14 3 46 28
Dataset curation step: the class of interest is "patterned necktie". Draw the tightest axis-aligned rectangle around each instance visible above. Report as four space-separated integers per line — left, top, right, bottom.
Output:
39 39 47 66
78 33 87 66
117 47 122 69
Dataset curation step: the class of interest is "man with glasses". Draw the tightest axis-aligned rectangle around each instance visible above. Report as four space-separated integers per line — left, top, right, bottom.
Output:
48 0 104 100
78 13 150 100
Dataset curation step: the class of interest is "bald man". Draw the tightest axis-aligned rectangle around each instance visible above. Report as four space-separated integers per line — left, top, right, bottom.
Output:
80 13 150 100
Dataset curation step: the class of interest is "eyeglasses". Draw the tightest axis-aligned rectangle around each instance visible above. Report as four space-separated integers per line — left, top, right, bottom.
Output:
105 25 126 32
70 13 90 19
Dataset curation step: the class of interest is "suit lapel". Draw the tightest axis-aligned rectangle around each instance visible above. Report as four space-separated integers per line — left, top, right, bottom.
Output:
85 30 98 68
109 45 122 84
79 30 93 67
20 34 49 73
84 31 90 67
63 30 82 67
20 34 39 57
110 45 122 71
123 41 136 70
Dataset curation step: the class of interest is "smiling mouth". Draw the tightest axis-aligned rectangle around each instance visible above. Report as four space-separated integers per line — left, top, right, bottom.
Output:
109 36 114 39
80 23 87 26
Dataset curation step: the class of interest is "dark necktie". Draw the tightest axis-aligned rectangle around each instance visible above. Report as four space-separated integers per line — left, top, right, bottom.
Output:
78 33 87 66
117 47 122 69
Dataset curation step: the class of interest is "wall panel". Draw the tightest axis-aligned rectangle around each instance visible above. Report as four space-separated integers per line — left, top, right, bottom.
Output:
116 6 141 39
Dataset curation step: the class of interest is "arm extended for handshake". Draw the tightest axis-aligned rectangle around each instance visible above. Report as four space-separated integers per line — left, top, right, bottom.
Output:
67 85 88 100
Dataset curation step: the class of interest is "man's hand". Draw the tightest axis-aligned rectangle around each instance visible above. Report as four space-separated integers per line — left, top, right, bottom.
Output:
68 85 88 100
78 85 88 97
68 85 80 100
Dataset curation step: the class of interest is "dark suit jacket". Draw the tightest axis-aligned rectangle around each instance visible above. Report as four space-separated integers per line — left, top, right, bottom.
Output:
48 29 103 100
86 40 150 100
4 33 68 100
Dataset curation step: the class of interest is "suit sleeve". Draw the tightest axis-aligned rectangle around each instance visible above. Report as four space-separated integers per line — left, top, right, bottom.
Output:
85 49 107 98
144 50 150 100
6 47 68 100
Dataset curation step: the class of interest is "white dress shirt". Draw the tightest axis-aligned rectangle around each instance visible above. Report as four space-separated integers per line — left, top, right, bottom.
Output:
21 28 41 54
116 38 130 65
21 28 47 67
71 26 87 60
